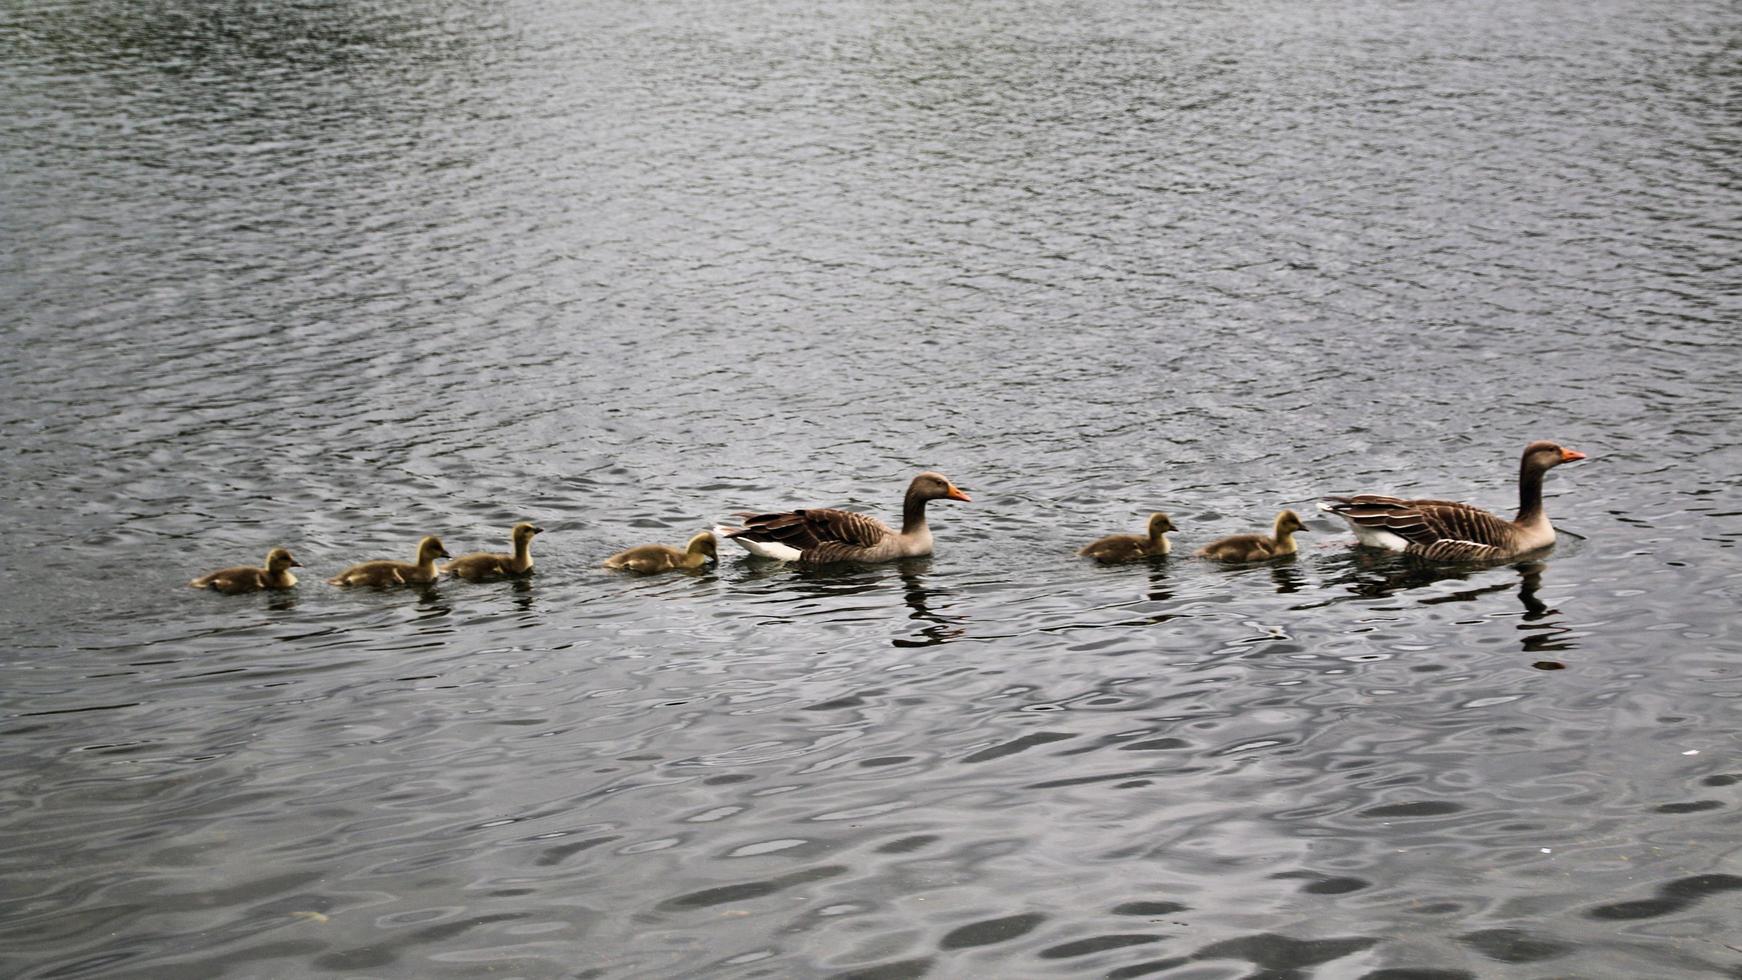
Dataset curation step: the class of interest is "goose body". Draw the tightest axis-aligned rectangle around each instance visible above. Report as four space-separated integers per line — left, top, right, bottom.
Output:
328 535 450 586
1198 510 1307 563
603 531 717 574
190 547 300 594
443 523 542 581
1079 512 1176 563
717 471 971 564
1319 440 1586 562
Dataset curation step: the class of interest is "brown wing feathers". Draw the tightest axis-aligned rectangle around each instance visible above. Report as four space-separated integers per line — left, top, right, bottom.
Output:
1321 495 1440 546
1325 494 1522 556
731 510 824 550
1413 502 1518 552
734 508 892 555
1412 539 1508 562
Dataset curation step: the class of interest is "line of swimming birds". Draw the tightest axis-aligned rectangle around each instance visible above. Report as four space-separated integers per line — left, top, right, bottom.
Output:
189 440 1587 595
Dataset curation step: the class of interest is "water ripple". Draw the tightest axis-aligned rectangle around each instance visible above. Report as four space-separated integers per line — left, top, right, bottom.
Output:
3 0 1741 977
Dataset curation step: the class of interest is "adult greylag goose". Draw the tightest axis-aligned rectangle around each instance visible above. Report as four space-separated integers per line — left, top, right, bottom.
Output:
328 535 450 586
1079 512 1177 562
1197 509 1307 562
603 530 717 574
1319 440 1587 562
190 547 301 594
443 523 542 581
716 471 971 563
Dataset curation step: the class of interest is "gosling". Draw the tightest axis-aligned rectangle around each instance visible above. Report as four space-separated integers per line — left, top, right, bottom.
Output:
443 522 543 581
328 535 451 586
190 547 301 594
1197 509 1308 562
603 531 718 574
1078 512 1177 563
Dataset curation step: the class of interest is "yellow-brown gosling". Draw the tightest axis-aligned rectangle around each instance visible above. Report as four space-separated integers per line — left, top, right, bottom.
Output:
327 535 451 587
603 530 717 574
190 547 301 594
443 522 543 581
1197 509 1308 562
1078 512 1177 563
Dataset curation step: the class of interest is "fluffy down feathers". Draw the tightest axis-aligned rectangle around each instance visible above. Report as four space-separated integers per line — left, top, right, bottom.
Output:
329 535 450 586
190 548 300 594
603 532 716 574
443 523 542 581
1197 510 1306 563
1079 512 1175 563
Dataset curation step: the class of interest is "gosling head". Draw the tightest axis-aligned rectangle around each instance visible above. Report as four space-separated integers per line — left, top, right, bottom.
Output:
266 548 301 571
418 535 451 562
1275 510 1307 536
910 471 972 503
1147 512 1177 539
1522 440 1587 473
512 522 544 546
687 531 718 561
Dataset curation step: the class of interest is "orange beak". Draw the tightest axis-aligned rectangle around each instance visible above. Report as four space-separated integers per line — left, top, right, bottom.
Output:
945 484 972 503
1560 448 1587 462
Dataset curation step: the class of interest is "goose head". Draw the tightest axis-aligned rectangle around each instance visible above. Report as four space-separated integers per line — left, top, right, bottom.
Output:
1147 512 1177 540
686 531 718 561
266 548 301 572
418 535 452 563
512 522 544 546
1523 440 1587 472
910 471 972 503
1274 510 1307 537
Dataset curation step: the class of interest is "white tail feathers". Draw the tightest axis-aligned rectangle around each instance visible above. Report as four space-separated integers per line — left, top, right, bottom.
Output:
716 527 804 561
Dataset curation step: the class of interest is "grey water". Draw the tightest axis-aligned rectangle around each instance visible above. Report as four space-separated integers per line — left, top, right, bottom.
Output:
3 0 1740 976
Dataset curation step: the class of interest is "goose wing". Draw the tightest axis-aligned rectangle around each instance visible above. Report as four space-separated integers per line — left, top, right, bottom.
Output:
1323 494 1519 555
731 508 893 555
1408 539 1511 562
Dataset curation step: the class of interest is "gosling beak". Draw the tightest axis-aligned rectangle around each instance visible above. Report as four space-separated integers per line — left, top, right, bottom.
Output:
1560 448 1587 463
290 560 303 568
945 484 972 503
532 526 545 535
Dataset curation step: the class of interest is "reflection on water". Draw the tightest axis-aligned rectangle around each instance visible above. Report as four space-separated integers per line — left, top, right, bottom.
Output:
896 564 967 648
1515 561 1551 620
1515 562 1578 656
3 0 1741 976
1269 561 1307 595
1316 553 1580 658
1144 566 1173 605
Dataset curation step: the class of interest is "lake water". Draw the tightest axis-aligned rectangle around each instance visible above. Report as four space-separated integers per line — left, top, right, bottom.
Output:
3 0 1740 976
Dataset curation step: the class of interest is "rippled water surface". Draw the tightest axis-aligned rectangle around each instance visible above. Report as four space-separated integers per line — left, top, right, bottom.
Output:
4 0 1741 976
